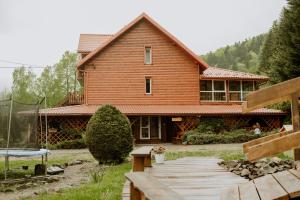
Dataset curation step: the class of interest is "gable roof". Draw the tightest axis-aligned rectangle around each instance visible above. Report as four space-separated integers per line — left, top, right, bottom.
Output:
77 13 209 69
200 66 269 82
77 34 113 53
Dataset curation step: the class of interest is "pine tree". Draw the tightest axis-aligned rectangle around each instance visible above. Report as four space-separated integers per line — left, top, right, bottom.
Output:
259 0 300 83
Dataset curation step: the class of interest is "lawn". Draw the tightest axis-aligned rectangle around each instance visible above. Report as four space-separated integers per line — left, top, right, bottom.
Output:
0 148 293 200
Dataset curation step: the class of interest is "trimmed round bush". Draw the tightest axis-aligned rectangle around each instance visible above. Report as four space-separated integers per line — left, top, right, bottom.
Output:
86 105 133 164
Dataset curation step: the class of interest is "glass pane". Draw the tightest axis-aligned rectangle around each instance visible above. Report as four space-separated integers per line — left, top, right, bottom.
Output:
242 81 253 91
229 81 241 91
200 80 212 91
229 92 241 101
214 81 225 91
146 78 151 94
214 92 226 101
145 47 151 64
141 117 149 127
141 128 149 138
200 92 212 101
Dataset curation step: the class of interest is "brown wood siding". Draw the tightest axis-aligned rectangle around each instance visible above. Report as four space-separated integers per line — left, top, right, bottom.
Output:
84 19 200 105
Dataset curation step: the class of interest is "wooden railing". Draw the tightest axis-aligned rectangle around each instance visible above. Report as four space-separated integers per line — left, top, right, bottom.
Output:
125 146 183 200
243 77 300 161
68 92 84 105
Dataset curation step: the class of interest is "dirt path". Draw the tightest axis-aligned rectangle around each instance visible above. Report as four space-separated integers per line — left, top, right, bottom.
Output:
1 161 98 200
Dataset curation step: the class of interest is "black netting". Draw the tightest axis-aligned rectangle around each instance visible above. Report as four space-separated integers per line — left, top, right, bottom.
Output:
0 99 41 149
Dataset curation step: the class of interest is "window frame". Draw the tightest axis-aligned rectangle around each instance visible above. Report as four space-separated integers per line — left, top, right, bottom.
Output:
145 77 152 95
228 80 255 102
144 46 152 65
200 80 227 102
140 116 150 139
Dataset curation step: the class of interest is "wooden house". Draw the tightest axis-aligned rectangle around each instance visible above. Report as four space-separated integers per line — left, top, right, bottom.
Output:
40 13 285 144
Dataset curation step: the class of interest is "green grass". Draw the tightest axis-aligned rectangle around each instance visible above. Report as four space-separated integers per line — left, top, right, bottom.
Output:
27 162 131 200
165 150 245 161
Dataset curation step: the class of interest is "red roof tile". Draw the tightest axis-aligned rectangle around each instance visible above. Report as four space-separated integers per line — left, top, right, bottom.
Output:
77 34 113 53
39 104 285 116
201 67 269 81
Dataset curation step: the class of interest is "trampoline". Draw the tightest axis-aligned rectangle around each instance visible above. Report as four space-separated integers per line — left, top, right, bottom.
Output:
0 149 49 157
0 93 49 179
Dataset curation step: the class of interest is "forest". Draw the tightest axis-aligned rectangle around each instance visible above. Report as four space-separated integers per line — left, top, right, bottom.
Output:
202 34 266 74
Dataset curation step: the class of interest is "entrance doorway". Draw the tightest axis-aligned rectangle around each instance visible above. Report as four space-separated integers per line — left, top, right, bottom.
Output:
140 116 161 140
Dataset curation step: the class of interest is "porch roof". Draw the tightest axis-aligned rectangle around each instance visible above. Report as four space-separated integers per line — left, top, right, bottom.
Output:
201 67 269 82
39 104 285 116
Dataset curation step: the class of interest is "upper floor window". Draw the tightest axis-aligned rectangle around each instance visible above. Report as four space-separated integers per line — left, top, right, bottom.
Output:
145 47 152 64
145 77 152 94
229 81 254 101
200 80 226 102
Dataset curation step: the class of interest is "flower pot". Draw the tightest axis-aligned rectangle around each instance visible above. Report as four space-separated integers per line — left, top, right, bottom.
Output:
154 153 165 164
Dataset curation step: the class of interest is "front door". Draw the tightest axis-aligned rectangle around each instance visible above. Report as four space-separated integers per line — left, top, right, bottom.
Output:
140 116 161 140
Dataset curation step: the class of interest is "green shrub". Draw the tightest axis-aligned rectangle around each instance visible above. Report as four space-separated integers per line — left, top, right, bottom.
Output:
54 138 87 149
59 128 82 139
86 104 133 164
184 129 274 145
196 117 226 134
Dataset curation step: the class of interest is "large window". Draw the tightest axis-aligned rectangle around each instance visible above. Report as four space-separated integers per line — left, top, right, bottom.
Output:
229 81 254 101
145 47 152 64
200 80 226 101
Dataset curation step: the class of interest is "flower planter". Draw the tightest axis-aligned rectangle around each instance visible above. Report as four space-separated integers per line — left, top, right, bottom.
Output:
154 153 165 164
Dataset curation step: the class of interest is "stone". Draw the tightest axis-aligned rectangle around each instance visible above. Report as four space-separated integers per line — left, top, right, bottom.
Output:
271 157 282 164
241 169 250 177
47 166 64 175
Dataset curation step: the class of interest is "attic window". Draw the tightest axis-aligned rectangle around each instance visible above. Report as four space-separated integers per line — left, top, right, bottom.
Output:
145 47 152 64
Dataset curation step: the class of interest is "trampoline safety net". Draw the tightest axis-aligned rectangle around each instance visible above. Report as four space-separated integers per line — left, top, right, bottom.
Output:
0 99 41 150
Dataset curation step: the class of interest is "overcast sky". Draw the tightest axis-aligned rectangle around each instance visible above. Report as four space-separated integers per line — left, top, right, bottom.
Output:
0 0 286 91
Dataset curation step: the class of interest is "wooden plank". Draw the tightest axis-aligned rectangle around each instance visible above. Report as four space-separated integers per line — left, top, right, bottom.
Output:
254 174 289 200
289 169 300 179
247 130 300 161
239 180 260 200
243 132 288 153
242 77 300 112
273 170 300 198
291 93 300 160
125 172 184 200
131 146 153 156
220 186 239 200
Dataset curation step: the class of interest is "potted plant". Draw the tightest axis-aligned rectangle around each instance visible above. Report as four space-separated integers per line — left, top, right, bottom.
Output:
153 146 166 164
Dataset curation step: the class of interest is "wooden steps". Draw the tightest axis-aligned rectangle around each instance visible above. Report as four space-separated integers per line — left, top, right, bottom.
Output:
123 157 247 200
222 169 300 200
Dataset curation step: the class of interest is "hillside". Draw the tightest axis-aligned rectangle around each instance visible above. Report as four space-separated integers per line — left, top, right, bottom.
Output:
201 34 266 74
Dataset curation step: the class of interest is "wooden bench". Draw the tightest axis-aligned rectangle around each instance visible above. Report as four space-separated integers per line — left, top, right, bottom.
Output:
125 172 184 200
221 169 300 200
131 146 153 172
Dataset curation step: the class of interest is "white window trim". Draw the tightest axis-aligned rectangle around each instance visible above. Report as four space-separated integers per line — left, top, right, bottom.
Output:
145 78 152 95
145 47 152 65
140 116 150 139
229 81 255 102
200 80 227 102
139 116 161 140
